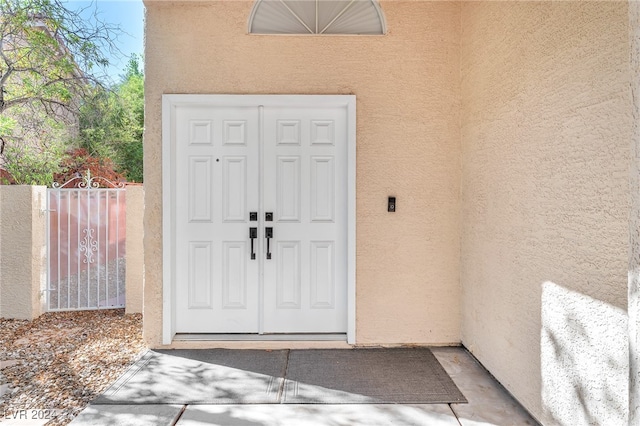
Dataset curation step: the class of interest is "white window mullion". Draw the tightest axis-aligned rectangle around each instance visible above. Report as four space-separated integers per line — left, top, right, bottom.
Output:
279 0 314 34
319 0 356 34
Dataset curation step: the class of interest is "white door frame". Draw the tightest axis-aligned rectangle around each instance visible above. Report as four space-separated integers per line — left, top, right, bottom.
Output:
162 94 356 344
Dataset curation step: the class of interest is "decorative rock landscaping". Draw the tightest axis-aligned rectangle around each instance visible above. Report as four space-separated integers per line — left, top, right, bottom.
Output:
0 310 145 425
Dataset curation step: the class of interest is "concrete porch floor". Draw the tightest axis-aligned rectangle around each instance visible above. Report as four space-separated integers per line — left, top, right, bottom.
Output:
69 346 539 426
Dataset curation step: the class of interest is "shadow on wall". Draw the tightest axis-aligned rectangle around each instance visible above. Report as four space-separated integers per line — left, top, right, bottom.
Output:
541 281 628 425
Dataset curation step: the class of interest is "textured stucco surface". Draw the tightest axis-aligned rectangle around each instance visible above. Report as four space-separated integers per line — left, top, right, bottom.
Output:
142 0 462 346
125 185 144 314
0 186 46 320
629 2 640 423
459 2 631 424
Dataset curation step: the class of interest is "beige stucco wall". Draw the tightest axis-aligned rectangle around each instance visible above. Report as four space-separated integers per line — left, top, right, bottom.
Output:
125 185 144 314
460 2 631 424
143 0 462 346
0 185 47 320
629 2 640 422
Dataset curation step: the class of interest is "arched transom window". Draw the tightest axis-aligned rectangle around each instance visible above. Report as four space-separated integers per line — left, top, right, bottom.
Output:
248 0 386 35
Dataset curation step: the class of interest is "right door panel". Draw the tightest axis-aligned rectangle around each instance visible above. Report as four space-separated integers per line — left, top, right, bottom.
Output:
262 106 348 333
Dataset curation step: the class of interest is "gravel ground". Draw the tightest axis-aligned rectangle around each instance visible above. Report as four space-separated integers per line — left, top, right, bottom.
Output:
0 309 146 425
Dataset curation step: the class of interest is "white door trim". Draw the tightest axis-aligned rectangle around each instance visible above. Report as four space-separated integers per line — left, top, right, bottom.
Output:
161 94 357 345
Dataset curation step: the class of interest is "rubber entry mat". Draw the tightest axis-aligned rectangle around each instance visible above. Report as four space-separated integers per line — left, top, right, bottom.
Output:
283 348 467 404
94 349 287 404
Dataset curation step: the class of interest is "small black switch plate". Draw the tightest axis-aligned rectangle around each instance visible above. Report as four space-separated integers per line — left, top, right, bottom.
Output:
388 197 396 212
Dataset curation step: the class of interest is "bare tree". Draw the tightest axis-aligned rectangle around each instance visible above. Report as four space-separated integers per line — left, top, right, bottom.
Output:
0 0 122 154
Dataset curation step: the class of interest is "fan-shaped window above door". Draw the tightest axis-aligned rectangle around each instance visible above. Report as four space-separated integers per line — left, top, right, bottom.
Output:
248 0 386 35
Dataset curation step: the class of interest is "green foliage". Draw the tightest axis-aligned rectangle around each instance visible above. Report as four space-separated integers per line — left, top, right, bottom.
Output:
0 116 17 135
0 0 123 185
0 103 70 185
2 133 67 185
77 54 144 182
0 0 118 116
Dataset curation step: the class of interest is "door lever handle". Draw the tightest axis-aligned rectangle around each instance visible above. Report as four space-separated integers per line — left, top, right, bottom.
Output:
249 227 257 260
265 227 273 260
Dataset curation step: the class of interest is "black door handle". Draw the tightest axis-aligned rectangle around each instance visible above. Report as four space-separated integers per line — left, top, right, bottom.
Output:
249 227 257 260
265 227 273 260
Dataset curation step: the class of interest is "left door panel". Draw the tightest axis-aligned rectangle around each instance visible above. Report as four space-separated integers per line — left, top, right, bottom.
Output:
175 106 260 333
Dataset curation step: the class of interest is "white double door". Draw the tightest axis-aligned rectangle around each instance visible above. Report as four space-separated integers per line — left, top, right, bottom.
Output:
174 101 347 334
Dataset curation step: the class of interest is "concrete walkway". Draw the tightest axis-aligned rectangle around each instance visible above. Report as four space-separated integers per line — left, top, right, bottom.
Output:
69 347 540 426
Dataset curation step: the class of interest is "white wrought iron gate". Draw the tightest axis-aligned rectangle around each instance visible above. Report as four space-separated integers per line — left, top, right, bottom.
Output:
46 172 126 311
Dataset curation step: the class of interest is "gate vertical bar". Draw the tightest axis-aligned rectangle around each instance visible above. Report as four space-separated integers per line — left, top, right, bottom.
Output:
97 189 102 308
47 191 53 310
87 187 91 308
105 190 110 306
56 190 61 310
46 190 51 310
76 189 81 309
53 192 57 310
66 190 71 309
116 189 121 306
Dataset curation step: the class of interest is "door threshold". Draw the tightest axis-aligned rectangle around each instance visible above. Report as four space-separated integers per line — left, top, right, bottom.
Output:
174 333 347 342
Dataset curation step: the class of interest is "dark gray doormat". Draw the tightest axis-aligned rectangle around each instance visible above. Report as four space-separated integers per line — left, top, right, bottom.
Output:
94 349 288 404
283 348 466 404
93 347 465 405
